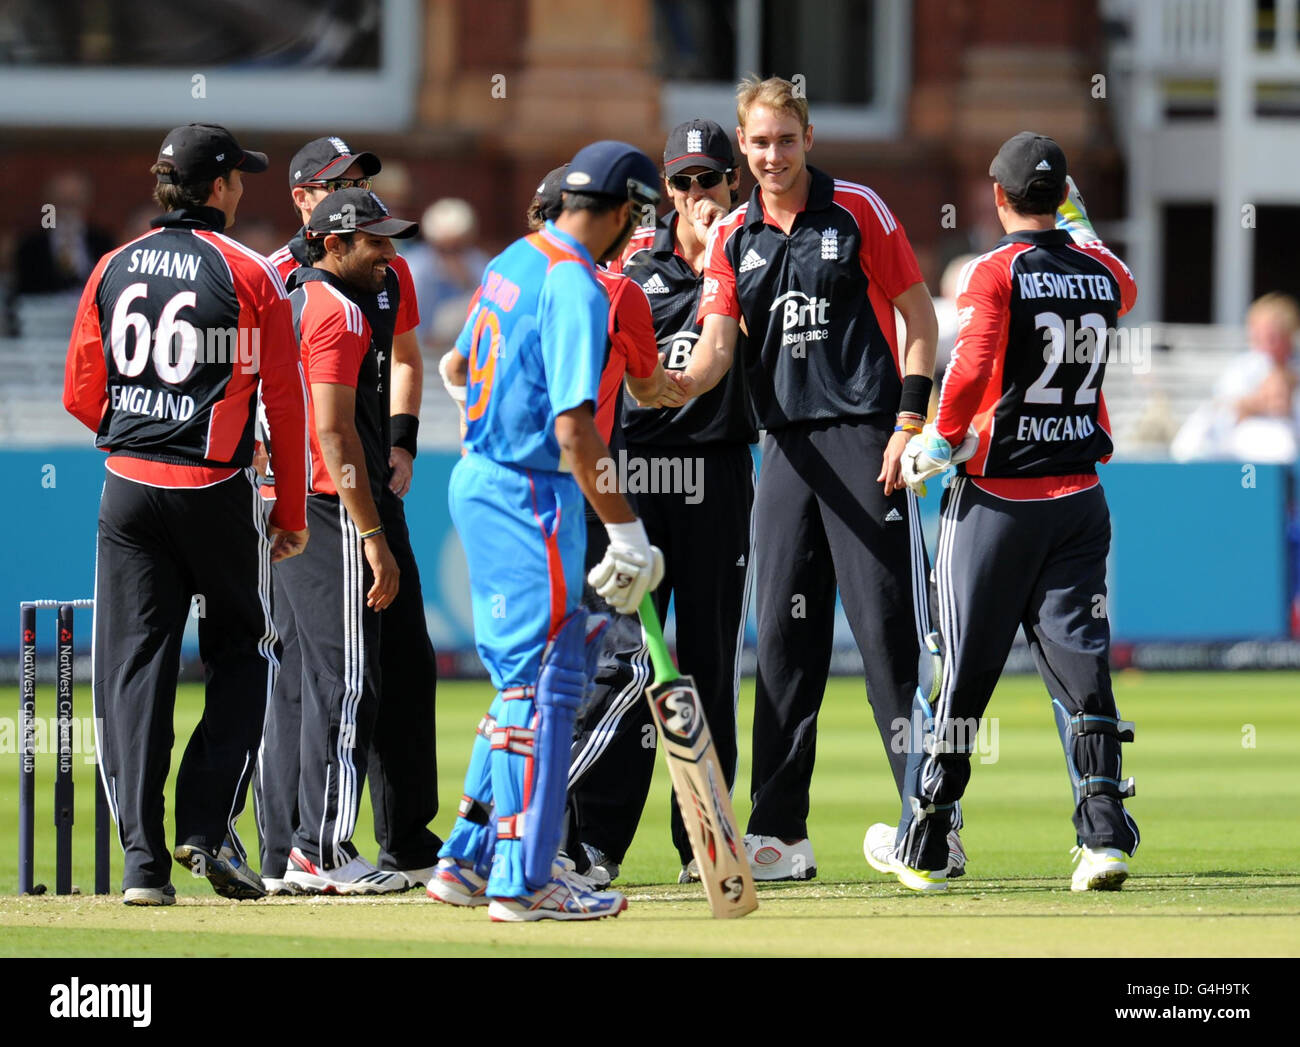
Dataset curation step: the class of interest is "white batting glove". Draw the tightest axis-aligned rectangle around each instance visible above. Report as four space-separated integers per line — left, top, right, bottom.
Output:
900 423 979 496
587 520 665 615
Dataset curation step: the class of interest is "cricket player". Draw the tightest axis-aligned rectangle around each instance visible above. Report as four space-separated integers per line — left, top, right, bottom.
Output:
678 77 957 881
428 141 665 921
63 123 309 904
275 188 422 894
567 119 757 886
879 133 1140 891
523 164 684 886
257 137 442 893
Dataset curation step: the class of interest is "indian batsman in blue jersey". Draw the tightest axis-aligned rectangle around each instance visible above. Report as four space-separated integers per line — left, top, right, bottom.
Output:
428 142 670 921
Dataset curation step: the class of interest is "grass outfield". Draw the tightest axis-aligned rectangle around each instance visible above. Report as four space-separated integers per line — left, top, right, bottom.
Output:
0 671 1297 956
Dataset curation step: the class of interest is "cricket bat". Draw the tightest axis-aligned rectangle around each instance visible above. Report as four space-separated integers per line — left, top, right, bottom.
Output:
638 594 758 919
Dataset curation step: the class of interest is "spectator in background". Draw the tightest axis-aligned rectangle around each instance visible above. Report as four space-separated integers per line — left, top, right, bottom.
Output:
1172 292 1300 463
406 198 489 349
233 217 280 257
14 172 115 295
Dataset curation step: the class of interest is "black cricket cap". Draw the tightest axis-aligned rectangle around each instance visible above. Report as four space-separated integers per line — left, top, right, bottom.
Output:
289 136 382 189
535 164 568 223
304 188 418 239
563 141 660 208
989 131 1067 198
663 119 734 176
154 124 268 184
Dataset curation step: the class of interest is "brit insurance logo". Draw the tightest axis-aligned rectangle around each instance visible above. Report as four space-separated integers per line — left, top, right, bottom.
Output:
659 329 697 370
770 289 830 356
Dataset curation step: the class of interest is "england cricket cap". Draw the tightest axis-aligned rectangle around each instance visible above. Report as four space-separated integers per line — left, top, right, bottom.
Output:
289 136 382 189
989 131 1067 198
563 141 661 208
534 164 569 223
663 119 734 176
154 124 269 184
304 188 418 239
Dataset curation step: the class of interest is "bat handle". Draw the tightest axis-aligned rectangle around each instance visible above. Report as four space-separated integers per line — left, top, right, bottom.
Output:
637 593 678 686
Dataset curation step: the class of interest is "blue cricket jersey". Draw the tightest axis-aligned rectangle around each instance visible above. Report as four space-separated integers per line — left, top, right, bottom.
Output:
455 221 609 472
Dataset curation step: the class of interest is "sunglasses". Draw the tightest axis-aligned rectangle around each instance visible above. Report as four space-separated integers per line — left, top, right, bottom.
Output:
668 169 730 192
304 177 373 193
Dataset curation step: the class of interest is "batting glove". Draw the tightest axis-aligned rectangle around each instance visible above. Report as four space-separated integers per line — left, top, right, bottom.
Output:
587 520 665 615
1056 175 1098 244
900 423 979 496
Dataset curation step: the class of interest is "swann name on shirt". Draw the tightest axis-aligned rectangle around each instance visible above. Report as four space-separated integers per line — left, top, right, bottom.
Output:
126 249 203 281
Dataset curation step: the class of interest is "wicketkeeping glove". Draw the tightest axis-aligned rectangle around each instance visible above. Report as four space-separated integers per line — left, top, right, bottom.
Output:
1056 175 1098 244
587 519 665 615
900 423 979 496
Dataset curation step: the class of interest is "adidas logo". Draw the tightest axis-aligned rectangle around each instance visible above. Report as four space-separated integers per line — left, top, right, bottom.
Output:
162 144 174 156
738 248 767 273
736 554 746 567
642 273 670 295
1035 159 1051 171
884 508 903 522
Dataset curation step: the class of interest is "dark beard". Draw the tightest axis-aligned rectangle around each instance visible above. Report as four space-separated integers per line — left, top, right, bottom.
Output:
600 211 636 263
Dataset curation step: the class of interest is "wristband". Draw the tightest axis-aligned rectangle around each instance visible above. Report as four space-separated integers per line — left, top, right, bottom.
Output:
359 525 385 541
899 374 933 418
604 519 649 549
894 424 922 434
390 413 419 458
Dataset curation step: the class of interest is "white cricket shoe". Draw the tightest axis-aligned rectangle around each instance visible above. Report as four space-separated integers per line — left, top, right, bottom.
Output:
261 877 300 896
946 828 967 878
863 823 902 874
1070 845 1128 891
426 857 489 906
389 865 438 890
123 884 176 906
744 834 816 881
677 858 700 884
581 843 619 887
895 861 948 893
487 861 628 922
284 847 407 895
864 823 967 878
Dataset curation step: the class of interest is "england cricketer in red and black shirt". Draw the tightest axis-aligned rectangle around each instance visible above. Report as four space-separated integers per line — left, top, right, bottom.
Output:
63 123 309 902
257 138 442 892
889 133 1140 892
567 120 758 882
681 79 944 881
269 189 430 894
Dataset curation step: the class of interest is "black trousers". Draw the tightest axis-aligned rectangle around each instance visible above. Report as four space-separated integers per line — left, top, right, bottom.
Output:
748 420 932 839
369 487 442 870
94 467 274 890
272 494 381 869
567 443 754 864
256 488 441 874
897 477 1140 870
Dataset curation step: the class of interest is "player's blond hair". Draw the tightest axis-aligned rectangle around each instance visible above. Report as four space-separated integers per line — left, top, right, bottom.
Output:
736 75 809 132
1247 292 1300 336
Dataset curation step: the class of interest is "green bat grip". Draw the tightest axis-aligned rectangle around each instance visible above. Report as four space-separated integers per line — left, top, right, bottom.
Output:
638 593 679 686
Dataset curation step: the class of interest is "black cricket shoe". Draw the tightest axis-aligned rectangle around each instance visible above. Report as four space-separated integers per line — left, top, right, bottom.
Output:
173 838 267 900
